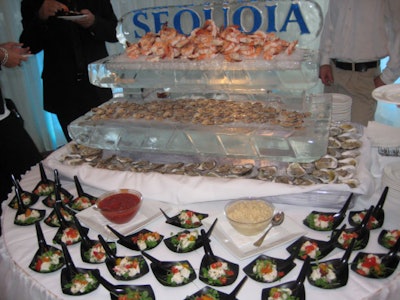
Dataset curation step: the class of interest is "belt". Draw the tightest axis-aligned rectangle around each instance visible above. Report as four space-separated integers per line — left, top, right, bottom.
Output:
332 59 379 72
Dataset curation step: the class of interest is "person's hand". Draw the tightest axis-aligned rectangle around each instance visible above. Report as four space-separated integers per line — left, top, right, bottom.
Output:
374 75 386 88
0 42 30 68
319 64 334 86
72 9 95 29
38 0 69 21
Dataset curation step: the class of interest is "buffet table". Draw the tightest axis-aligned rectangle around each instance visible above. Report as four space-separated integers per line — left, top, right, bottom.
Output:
1 144 400 300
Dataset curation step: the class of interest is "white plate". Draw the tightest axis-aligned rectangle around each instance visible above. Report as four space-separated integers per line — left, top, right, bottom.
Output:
203 213 305 260
372 84 400 104
76 199 171 240
57 14 86 20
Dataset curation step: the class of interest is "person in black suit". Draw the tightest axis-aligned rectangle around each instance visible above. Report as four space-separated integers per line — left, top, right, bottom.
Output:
0 42 42 204
20 0 118 141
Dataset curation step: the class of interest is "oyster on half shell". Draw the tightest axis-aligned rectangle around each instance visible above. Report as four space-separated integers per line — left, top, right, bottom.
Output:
314 155 338 170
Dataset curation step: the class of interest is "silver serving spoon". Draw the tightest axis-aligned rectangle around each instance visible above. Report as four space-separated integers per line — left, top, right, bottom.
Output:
253 212 285 247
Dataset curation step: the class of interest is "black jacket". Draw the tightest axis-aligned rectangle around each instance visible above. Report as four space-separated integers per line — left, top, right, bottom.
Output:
19 0 118 114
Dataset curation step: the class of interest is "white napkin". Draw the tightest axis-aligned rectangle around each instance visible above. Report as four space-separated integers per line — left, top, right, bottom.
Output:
366 121 400 147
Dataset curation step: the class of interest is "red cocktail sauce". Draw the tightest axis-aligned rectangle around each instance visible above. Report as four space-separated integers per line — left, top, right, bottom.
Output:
98 192 141 224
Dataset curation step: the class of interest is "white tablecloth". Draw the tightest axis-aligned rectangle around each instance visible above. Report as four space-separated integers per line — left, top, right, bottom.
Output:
1 151 400 300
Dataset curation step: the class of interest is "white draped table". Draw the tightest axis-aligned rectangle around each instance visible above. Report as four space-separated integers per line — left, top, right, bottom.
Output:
1 147 400 300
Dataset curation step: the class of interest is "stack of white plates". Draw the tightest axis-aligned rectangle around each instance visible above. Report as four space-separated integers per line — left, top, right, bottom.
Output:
382 162 400 200
328 93 352 122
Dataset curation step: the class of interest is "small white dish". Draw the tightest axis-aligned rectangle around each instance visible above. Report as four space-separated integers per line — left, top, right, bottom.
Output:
372 84 400 104
76 199 171 240
203 212 305 260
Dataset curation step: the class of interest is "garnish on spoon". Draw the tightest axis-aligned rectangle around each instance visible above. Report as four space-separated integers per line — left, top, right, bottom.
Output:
8 175 39 209
68 176 97 211
29 222 65 273
351 237 400 279
13 183 45 226
98 234 149 281
160 208 208 229
199 229 239 286
348 186 388 230
106 226 163 251
142 251 196 287
303 193 353 231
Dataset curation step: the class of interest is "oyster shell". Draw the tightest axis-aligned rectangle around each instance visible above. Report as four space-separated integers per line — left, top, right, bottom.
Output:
329 126 343 137
339 123 357 133
314 155 338 169
340 178 360 188
328 137 341 148
258 165 278 177
230 164 254 176
341 149 361 159
341 139 362 150
293 176 316 186
312 169 337 183
338 157 358 167
274 176 293 184
286 162 307 178
335 165 356 181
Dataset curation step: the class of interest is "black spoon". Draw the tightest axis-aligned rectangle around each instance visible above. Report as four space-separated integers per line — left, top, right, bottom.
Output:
29 222 65 273
334 206 373 250
307 238 356 289
262 257 310 300
98 234 149 281
348 187 388 230
42 169 73 208
75 218 115 264
106 226 163 251
351 236 400 279
60 242 100 296
303 192 353 231
13 183 45 226
8 174 39 209
199 229 239 286
160 208 208 229
286 226 343 261
243 251 297 283
377 228 400 250
32 162 55 196
68 175 97 211
164 218 218 253
52 200 87 245
44 200 76 227
92 272 155 300
141 251 196 287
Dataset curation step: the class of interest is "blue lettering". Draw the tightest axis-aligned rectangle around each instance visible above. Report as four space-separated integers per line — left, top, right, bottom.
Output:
280 3 310 34
132 12 150 38
152 11 169 33
173 9 201 34
232 6 263 33
266 4 277 32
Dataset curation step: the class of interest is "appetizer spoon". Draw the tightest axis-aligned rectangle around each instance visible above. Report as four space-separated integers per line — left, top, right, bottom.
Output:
351 236 400 279
9 174 39 209
106 226 163 251
243 251 297 283
253 211 285 247
303 192 353 231
307 239 356 289
349 187 388 229
141 251 196 286
13 185 45 226
92 272 155 300
98 234 149 280
186 276 247 300
164 218 218 253
199 229 239 286
32 162 55 196
76 218 115 264
334 206 373 250
287 225 344 261
42 169 73 208
262 257 310 300
160 208 208 228
29 222 65 273
69 175 97 211
60 242 100 296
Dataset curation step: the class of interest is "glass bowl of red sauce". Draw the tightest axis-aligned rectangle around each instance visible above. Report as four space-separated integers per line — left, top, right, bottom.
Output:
96 189 142 224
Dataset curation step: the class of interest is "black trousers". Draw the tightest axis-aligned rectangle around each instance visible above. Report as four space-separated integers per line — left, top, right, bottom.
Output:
0 112 42 202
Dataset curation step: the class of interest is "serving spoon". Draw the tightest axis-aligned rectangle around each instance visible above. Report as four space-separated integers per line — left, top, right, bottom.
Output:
253 211 285 247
